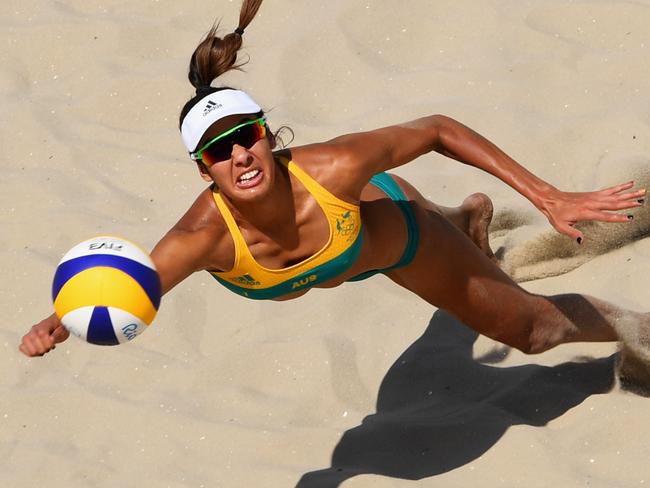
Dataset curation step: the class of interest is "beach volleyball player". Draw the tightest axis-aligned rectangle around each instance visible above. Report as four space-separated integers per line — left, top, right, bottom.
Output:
20 0 649 384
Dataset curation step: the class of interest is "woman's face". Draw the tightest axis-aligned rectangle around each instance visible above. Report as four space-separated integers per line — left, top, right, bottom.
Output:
195 114 276 202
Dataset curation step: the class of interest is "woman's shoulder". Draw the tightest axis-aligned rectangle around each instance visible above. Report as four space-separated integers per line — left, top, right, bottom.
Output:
281 140 356 177
170 187 228 246
280 141 365 201
165 187 234 268
282 140 347 165
172 186 223 232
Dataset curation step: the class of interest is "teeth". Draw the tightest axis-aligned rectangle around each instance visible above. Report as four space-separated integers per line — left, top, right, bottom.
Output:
239 169 260 182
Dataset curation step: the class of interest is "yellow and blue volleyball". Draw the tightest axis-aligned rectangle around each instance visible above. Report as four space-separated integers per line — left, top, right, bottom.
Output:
52 236 161 346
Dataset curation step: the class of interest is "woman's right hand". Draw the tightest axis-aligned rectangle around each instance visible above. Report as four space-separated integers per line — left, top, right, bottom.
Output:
19 314 70 357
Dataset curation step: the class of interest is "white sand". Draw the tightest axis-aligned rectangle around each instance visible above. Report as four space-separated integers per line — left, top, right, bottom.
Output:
3 1 650 486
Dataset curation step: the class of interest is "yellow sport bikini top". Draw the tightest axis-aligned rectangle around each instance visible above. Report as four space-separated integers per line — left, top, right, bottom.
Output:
208 158 364 299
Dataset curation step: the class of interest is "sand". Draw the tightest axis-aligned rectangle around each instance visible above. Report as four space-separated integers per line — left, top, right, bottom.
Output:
3 0 650 486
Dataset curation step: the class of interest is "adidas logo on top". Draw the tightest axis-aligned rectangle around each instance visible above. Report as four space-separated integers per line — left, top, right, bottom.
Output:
203 100 223 116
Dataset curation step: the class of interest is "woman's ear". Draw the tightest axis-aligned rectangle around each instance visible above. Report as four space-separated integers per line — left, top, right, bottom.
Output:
197 162 213 182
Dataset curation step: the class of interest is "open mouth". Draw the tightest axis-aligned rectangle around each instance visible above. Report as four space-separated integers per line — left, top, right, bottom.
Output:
236 168 263 189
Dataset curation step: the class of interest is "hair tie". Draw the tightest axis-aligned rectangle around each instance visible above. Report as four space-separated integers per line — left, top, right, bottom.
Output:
234 27 245 36
195 85 213 96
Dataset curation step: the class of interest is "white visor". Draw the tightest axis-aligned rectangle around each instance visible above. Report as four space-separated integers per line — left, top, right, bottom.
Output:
180 89 262 152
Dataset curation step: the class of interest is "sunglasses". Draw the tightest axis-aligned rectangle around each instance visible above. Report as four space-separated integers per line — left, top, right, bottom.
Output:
190 117 267 167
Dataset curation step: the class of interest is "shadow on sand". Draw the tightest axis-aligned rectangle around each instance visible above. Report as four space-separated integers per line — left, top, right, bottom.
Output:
297 310 616 487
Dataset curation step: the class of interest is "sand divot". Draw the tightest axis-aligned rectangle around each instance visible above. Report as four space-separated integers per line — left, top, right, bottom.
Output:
491 156 650 282
616 347 650 397
613 312 650 397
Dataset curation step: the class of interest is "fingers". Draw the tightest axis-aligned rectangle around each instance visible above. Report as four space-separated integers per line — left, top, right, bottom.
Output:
554 206 636 244
18 315 67 357
583 209 635 223
582 187 644 212
551 184 645 243
611 188 646 205
596 199 644 211
555 206 637 242
51 325 70 344
580 197 640 212
601 183 646 203
19 326 56 357
601 181 636 196
625 187 646 201
604 213 634 223
556 222 583 243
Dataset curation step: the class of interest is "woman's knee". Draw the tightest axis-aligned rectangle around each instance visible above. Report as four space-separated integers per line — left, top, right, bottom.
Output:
484 316 538 354
468 296 564 355
502 297 569 354
391 211 568 355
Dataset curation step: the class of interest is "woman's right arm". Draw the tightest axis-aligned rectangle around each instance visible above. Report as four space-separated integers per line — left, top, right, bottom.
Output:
19 224 215 357
150 227 215 295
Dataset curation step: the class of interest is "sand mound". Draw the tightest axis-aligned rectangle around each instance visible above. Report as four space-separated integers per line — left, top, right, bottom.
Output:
494 156 650 282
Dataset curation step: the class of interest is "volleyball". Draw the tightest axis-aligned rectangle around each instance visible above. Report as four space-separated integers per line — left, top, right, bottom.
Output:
52 236 161 346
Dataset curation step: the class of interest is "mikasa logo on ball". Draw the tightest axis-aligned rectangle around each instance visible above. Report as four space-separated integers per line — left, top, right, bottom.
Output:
89 241 123 251
122 323 139 340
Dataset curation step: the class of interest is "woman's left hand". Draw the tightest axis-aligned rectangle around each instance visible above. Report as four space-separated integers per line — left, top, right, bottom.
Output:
538 181 645 243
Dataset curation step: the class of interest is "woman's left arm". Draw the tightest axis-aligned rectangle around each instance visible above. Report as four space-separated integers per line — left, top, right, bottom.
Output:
330 114 645 242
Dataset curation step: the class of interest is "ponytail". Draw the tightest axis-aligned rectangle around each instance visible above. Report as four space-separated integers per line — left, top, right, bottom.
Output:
187 0 263 92
179 0 264 128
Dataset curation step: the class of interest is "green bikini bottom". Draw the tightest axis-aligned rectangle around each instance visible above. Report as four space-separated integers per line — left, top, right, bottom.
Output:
348 172 420 282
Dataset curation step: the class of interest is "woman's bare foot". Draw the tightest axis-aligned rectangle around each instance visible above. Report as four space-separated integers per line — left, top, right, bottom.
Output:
461 193 496 262
424 191 497 262
617 346 650 396
614 313 650 396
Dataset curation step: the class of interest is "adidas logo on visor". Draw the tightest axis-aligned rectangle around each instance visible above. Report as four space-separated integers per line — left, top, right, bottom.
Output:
203 100 223 116
181 89 262 153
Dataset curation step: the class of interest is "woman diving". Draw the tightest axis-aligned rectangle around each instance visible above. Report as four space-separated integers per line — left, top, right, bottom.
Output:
19 0 649 386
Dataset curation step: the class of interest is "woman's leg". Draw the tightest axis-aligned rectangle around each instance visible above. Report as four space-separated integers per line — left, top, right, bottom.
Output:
389 175 496 261
387 204 647 355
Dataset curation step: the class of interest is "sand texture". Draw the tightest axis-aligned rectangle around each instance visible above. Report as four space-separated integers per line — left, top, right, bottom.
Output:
3 0 650 486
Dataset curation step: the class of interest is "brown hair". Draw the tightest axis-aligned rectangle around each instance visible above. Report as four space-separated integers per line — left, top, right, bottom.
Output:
179 0 264 129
